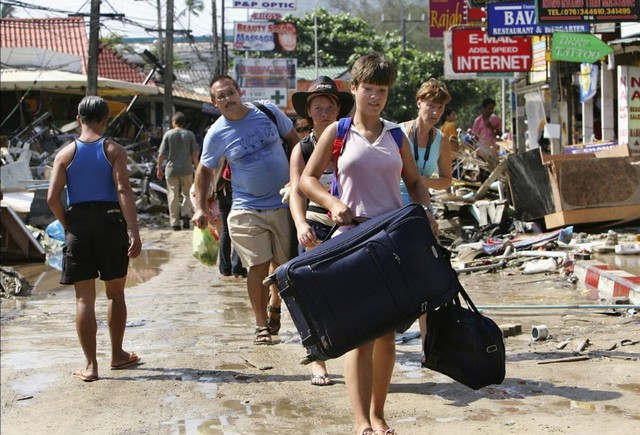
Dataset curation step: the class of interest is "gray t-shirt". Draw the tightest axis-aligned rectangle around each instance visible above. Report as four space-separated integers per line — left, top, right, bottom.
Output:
158 128 199 177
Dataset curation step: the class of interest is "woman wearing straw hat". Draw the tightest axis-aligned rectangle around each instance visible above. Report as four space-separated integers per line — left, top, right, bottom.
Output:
289 76 354 386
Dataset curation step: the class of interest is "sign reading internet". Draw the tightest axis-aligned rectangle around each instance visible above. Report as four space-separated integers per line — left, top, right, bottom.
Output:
451 27 532 73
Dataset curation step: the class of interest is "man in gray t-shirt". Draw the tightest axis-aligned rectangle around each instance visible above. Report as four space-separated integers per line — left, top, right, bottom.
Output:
157 112 200 230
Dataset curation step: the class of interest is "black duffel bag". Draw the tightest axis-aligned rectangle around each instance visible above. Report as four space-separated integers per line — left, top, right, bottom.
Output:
423 283 506 390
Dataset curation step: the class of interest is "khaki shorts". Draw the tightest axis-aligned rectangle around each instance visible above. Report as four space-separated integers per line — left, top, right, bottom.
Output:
228 207 292 267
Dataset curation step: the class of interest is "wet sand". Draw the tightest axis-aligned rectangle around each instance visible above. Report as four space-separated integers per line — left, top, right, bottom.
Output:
1 226 639 434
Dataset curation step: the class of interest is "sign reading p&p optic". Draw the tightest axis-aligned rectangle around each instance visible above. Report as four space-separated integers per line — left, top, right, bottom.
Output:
451 27 532 73
233 1 297 11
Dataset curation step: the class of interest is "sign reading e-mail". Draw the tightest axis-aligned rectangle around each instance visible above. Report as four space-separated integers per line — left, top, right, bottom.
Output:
451 27 532 73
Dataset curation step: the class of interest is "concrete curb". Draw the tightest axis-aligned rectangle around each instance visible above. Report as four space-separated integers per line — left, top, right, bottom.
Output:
574 260 640 305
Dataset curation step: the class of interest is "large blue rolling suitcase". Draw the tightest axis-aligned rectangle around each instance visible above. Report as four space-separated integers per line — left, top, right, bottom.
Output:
272 203 460 362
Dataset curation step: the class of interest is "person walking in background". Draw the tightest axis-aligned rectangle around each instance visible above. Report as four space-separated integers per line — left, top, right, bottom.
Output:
399 78 454 204
300 53 435 435
290 76 354 387
471 97 502 155
398 78 453 368
440 107 459 153
47 96 142 382
214 161 247 278
193 75 299 346
294 117 311 140
156 111 200 231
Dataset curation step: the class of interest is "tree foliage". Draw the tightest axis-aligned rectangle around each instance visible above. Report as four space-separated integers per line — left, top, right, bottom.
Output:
269 8 500 126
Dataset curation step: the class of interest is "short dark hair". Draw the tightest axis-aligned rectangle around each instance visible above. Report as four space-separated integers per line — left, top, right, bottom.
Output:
481 97 496 108
78 96 109 123
350 52 396 89
209 74 240 97
172 111 186 127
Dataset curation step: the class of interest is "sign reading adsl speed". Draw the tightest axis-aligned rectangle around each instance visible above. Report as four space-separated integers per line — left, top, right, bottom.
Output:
452 28 532 73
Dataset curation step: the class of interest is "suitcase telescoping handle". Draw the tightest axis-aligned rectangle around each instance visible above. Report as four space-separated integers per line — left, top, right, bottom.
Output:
262 273 276 287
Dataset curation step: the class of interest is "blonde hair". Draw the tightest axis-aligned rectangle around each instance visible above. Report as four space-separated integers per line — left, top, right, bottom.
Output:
416 78 452 105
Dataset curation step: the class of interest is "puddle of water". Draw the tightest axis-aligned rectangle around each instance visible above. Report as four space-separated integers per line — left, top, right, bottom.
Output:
171 398 351 434
593 252 640 276
9 372 60 399
6 249 170 294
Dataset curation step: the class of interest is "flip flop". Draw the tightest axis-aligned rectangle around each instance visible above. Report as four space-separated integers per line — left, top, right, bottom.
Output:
110 352 141 370
73 370 98 382
311 374 333 386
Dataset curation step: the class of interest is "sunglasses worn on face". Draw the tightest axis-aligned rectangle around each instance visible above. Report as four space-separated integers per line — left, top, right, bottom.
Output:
296 126 310 133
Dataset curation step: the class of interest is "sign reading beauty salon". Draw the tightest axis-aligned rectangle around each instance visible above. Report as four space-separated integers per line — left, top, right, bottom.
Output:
451 27 532 73
233 1 297 10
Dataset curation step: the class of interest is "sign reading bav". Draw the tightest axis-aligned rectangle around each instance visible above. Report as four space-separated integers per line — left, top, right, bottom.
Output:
551 32 613 63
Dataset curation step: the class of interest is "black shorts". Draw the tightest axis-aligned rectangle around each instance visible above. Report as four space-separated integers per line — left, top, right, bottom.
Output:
60 202 130 285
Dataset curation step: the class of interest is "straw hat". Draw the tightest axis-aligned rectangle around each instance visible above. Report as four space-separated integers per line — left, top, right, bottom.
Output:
292 76 354 119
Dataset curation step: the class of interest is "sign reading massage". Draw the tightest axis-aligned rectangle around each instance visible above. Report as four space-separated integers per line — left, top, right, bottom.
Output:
234 21 297 52
487 1 589 36
232 1 297 10
536 0 639 23
451 27 532 73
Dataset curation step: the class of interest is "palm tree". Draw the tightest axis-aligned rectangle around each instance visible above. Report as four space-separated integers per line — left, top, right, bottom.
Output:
179 0 204 30
1 4 16 18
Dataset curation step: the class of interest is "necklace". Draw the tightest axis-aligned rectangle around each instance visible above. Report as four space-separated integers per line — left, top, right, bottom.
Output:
411 119 434 175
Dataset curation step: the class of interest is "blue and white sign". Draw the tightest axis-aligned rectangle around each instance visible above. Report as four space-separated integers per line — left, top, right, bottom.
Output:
232 1 297 11
487 1 589 36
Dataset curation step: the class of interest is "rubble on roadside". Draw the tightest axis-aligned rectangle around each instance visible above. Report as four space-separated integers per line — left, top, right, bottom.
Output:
1 111 639 304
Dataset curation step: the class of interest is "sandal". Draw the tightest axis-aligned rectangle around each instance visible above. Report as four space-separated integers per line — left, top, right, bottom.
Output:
311 374 333 386
267 304 281 335
254 326 273 345
373 430 396 435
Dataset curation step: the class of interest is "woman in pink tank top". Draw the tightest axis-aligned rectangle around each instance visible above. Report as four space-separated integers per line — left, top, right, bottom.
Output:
300 53 438 435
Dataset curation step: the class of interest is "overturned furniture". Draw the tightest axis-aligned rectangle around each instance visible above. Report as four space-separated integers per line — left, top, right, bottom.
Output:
507 146 640 228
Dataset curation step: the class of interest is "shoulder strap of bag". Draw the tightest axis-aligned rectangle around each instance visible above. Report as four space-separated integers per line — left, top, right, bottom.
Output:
329 117 352 197
390 127 403 149
253 101 278 131
332 117 352 171
254 101 291 158
300 135 315 164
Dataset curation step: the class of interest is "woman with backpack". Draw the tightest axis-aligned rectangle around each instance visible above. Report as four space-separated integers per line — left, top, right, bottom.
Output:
289 76 354 386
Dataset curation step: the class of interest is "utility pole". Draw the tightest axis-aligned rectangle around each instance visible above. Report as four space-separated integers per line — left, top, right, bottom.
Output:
220 0 226 74
156 0 163 63
163 0 174 132
211 0 219 74
381 2 425 57
87 0 101 95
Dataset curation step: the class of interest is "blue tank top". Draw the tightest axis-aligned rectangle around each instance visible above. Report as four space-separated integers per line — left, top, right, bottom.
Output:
66 138 118 206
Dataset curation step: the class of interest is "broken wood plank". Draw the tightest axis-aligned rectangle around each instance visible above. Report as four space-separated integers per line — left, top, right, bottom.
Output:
537 355 590 364
475 160 507 200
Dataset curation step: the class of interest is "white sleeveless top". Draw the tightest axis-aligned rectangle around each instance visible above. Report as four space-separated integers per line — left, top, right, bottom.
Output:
336 119 404 219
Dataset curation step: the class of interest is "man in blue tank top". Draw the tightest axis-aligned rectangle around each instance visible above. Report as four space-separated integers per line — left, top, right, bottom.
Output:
47 96 143 382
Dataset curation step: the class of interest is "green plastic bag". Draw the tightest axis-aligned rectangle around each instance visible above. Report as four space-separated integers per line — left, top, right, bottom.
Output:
192 225 219 266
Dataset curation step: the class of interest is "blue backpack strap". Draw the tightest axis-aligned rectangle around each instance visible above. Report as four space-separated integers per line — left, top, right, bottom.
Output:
330 117 352 197
390 127 403 149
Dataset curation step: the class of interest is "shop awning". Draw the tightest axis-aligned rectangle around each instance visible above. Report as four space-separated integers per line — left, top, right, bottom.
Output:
0 68 160 97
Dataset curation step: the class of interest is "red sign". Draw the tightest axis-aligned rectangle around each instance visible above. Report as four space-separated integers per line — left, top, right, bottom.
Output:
451 27 532 73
